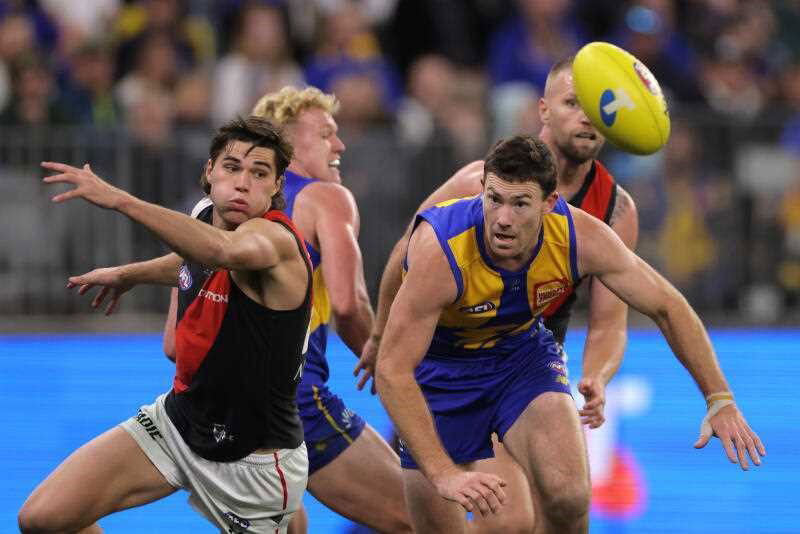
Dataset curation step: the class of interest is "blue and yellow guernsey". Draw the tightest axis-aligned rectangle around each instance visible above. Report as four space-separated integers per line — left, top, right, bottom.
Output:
283 170 332 381
412 195 579 360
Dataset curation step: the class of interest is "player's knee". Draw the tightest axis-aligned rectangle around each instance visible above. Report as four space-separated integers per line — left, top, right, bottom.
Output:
18 498 60 534
541 482 590 527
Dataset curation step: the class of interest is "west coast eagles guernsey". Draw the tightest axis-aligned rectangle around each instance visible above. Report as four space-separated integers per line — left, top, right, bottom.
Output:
413 195 579 360
282 170 331 383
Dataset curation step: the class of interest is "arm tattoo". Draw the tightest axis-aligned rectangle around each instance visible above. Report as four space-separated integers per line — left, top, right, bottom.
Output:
609 185 632 227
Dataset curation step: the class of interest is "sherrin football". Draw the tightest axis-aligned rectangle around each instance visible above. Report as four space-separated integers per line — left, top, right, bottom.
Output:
572 41 670 155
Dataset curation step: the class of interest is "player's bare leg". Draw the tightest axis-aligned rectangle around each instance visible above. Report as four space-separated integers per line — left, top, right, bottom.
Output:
468 436 538 534
18 426 176 533
502 392 590 534
307 424 412 533
403 464 469 534
287 503 308 534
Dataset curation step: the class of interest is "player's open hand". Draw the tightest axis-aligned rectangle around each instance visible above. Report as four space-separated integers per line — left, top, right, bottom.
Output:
354 334 380 394
42 161 129 210
67 267 133 315
694 402 766 471
431 466 507 516
578 376 606 428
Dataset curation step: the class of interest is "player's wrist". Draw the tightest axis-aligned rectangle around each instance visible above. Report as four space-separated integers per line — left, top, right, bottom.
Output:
705 391 734 410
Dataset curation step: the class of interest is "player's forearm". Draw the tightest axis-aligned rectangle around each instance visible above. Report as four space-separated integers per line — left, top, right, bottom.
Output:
119 253 182 287
376 367 454 480
653 292 730 396
334 294 374 356
581 328 626 386
371 239 406 341
116 196 235 269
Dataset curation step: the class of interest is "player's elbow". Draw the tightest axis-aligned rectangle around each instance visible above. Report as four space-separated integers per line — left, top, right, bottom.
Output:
331 288 369 321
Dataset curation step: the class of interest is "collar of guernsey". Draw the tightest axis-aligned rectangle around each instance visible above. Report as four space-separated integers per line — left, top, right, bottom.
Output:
408 195 579 358
282 169 331 374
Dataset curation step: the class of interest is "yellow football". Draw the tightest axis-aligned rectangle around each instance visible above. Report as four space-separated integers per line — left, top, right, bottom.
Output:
572 41 670 155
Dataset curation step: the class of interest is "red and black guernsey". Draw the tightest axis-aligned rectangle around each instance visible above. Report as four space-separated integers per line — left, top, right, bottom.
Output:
542 160 617 344
165 205 312 462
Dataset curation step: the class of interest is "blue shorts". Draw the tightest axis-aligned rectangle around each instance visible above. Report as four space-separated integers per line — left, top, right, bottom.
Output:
399 332 571 469
297 379 366 475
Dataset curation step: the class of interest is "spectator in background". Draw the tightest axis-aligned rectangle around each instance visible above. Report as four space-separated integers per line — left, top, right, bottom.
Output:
609 0 705 105
0 52 71 125
488 0 585 92
211 1 302 125
0 13 38 113
115 30 178 124
60 40 120 126
304 0 402 117
113 0 213 81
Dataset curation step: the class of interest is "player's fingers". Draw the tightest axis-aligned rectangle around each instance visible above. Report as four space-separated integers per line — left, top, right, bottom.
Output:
41 161 79 173
105 294 121 316
77 283 94 295
481 478 507 505
51 189 81 203
356 370 372 391
693 430 711 449
721 437 738 464
753 432 767 457
92 287 109 308
451 492 473 512
741 434 761 467
734 437 749 471
463 488 490 516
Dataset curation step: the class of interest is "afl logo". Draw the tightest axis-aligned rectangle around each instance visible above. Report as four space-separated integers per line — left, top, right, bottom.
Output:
599 88 636 127
178 265 192 291
459 301 496 314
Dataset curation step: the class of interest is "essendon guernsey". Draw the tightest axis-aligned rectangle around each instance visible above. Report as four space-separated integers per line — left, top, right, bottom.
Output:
165 205 312 462
542 161 617 343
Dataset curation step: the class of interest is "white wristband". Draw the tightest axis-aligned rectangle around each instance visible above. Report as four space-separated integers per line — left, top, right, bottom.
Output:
699 399 735 439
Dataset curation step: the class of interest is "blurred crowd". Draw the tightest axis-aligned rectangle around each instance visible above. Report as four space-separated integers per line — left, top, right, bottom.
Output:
3 0 800 322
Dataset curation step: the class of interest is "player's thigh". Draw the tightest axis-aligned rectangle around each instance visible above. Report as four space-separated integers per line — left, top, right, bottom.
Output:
19 426 176 532
502 392 590 509
403 466 469 534
286 503 308 534
307 424 411 532
468 438 536 534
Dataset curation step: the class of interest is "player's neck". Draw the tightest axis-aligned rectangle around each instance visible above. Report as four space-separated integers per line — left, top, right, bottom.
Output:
555 156 592 201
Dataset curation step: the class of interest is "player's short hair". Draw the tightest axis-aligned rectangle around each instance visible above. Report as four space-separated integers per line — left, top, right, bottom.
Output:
200 116 294 210
251 86 340 125
544 56 574 97
483 135 557 198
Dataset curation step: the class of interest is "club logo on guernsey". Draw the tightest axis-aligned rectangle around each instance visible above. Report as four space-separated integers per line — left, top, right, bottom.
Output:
459 301 496 314
533 279 570 308
178 265 192 291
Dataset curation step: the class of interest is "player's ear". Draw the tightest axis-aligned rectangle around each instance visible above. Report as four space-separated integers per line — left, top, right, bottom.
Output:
543 191 559 213
539 97 549 124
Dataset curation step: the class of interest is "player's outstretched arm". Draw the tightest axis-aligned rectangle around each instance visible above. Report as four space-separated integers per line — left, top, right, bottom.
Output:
375 222 507 516
357 161 484 390
306 182 374 357
573 206 766 470
42 161 294 272
579 186 639 428
68 253 182 315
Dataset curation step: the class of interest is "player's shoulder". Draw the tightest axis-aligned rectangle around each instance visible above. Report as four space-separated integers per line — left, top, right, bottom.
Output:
609 183 638 229
449 160 484 191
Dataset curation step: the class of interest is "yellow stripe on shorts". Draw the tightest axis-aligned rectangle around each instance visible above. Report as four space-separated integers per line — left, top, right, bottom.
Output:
312 385 354 444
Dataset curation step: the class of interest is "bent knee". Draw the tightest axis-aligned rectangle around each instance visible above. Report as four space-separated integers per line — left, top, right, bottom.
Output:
542 485 590 525
19 499 83 534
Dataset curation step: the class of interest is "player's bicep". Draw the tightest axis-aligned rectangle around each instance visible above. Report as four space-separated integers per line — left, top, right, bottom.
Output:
608 185 639 250
224 218 292 271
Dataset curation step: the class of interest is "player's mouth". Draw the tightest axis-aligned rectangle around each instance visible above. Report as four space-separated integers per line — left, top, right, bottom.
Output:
329 159 340 169
575 131 597 140
228 199 249 212
494 232 515 243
